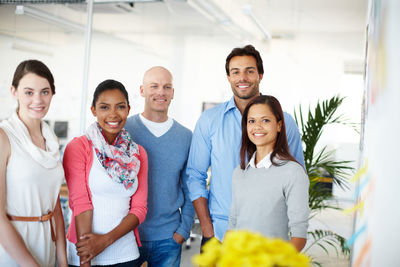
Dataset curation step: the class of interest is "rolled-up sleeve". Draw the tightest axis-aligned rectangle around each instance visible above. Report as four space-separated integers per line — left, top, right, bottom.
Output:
129 145 148 224
63 138 93 216
186 113 211 202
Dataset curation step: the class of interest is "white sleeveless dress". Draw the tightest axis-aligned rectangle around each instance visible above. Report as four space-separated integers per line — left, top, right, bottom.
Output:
0 112 64 267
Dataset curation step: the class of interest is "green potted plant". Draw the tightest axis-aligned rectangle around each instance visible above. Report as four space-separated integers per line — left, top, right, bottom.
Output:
294 95 357 266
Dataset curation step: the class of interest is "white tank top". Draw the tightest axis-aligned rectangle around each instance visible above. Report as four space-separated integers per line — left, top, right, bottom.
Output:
67 148 139 265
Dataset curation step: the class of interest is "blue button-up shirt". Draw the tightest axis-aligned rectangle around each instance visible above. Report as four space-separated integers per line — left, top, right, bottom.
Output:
186 97 305 240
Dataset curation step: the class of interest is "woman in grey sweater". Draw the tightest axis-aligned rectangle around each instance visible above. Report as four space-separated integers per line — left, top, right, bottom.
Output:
228 95 309 251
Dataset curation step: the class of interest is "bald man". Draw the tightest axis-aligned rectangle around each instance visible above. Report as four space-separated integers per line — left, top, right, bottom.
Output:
125 66 195 267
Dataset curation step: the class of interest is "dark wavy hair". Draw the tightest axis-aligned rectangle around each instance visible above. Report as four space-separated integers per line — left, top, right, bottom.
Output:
92 79 129 108
12 59 55 94
225 44 264 76
240 95 298 169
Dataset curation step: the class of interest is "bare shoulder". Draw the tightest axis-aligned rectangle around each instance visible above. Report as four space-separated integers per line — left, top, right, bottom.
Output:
0 128 11 160
0 128 10 215
0 128 11 185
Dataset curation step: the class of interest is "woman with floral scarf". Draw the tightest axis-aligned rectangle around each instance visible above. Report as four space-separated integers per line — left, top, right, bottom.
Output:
63 79 148 267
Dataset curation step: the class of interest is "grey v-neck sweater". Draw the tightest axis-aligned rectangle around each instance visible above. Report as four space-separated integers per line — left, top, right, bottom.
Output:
124 114 195 241
228 160 309 240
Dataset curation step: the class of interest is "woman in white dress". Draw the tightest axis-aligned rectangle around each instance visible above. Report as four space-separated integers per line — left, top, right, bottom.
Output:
0 60 67 267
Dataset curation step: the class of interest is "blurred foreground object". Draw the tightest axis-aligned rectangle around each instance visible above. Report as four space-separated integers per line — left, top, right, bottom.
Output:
193 230 310 267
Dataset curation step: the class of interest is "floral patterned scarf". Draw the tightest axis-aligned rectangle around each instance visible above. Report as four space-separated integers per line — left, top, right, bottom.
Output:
86 122 140 189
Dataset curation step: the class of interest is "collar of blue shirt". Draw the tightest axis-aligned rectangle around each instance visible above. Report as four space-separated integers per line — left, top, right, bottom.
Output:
224 97 238 114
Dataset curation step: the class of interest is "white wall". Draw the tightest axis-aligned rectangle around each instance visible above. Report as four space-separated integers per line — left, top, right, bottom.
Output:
352 0 400 265
0 4 363 201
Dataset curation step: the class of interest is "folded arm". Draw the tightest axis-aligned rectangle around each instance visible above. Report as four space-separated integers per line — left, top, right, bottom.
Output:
76 212 140 265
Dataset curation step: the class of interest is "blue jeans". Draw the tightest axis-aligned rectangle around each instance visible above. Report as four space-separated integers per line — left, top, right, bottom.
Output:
132 237 182 267
69 260 135 267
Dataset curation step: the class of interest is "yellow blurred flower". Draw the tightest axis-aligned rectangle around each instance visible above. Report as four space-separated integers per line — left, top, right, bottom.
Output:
193 230 310 267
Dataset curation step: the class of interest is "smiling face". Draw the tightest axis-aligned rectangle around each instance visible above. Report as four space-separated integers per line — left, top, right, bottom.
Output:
247 103 282 154
140 66 174 120
227 55 263 101
91 89 130 144
11 72 53 121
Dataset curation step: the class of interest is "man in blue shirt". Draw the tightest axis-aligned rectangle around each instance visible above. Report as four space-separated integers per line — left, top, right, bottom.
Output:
186 45 305 245
126 66 194 267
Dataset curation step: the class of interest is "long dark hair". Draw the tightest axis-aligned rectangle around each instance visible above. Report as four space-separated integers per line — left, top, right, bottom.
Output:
240 95 298 169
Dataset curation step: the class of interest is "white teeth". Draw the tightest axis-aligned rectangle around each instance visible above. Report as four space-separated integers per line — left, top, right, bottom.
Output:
107 122 119 126
254 134 265 137
238 86 249 88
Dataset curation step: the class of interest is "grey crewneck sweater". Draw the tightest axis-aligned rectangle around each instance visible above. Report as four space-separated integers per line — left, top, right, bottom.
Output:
228 160 309 240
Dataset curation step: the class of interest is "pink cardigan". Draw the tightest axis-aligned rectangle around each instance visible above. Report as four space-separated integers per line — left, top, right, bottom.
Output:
63 135 148 246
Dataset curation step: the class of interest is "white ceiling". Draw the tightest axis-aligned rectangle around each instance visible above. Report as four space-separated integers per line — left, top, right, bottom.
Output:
0 0 367 138
0 0 367 49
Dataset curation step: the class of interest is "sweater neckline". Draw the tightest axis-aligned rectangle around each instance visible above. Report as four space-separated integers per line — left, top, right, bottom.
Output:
135 114 176 140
